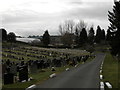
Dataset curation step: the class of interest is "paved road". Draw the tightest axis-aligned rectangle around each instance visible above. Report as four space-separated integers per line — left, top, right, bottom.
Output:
30 53 105 89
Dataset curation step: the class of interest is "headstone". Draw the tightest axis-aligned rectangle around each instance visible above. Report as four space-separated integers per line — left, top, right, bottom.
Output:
56 59 61 67
10 64 17 75
37 61 40 69
4 73 14 84
2 63 7 77
6 59 10 66
51 67 56 71
19 65 28 82
29 62 37 73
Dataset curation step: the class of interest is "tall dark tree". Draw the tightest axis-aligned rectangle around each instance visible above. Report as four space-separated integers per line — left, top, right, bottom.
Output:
106 28 112 41
108 0 120 56
95 26 102 43
75 27 79 45
88 27 95 45
42 30 50 46
7 32 16 42
0 28 7 41
101 29 105 40
79 28 87 45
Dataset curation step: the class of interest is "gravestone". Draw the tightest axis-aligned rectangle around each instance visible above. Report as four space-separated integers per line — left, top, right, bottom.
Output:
19 65 28 82
10 64 17 76
37 61 40 69
40 60 44 69
2 63 7 77
51 67 56 71
4 73 14 84
6 59 10 66
56 59 61 67
29 62 37 73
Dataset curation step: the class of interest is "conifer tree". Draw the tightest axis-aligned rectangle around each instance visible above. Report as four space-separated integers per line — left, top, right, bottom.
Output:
88 27 94 45
106 28 111 41
95 26 102 43
42 30 50 46
75 27 79 45
79 28 87 45
108 0 120 56
101 29 105 40
0 28 7 41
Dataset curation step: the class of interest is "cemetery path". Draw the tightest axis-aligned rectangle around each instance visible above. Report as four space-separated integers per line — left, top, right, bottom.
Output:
32 53 105 89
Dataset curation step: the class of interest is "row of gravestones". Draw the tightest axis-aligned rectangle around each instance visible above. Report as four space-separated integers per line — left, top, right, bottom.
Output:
3 49 69 61
3 47 69 58
15 47 69 58
3 64 28 85
2 55 90 85
4 47 61 57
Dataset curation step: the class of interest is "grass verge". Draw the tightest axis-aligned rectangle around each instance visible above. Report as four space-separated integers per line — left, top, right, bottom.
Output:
102 53 119 89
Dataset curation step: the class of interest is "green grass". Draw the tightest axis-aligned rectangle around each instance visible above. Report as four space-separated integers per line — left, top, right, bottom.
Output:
102 53 118 89
2 66 69 90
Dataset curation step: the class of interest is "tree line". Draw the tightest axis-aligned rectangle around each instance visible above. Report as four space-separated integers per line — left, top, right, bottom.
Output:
0 28 16 42
58 20 106 47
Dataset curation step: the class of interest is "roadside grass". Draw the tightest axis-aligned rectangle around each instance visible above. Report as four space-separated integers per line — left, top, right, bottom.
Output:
102 53 118 89
2 56 94 90
2 66 70 90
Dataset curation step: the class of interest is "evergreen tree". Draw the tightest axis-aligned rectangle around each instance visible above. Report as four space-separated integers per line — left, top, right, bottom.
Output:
79 28 87 45
7 32 16 42
42 30 50 46
95 26 102 43
108 0 120 56
106 28 112 41
75 27 79 45
101 29 105 40
88 27 94 45
0 28 7 41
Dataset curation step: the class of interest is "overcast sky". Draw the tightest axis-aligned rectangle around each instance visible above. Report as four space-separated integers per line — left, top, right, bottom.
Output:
0 0 114 37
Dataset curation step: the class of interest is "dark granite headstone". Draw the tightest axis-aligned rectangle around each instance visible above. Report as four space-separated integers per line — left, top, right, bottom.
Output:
4 73 14 84
19 65 28 82
2 63 7 77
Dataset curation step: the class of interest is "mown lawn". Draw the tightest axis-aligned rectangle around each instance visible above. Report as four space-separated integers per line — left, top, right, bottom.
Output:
2 65 71 90
102 53 119 89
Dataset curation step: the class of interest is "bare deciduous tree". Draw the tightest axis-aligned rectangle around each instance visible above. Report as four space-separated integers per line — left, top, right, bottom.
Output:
59 24 64 36
59 20 75 35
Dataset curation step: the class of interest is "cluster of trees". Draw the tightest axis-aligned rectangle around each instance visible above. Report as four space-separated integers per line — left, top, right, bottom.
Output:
0 28 16 42
42 0 120 56
106 0 120 56
59 20 106 47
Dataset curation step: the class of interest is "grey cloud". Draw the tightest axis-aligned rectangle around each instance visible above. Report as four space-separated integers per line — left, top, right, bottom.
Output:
2 1 113 36
68 1 82 5
64 2 113 20
2 10 62 24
